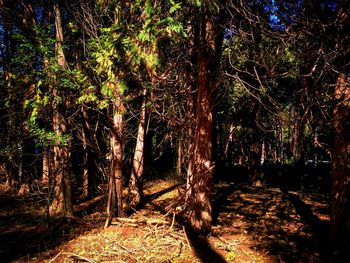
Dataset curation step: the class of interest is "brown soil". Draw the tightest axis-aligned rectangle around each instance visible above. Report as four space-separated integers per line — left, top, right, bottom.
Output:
0 180 329 262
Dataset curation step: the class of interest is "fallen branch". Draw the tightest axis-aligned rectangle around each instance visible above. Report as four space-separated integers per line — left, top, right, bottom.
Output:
111 217 171 226
74 195 104 212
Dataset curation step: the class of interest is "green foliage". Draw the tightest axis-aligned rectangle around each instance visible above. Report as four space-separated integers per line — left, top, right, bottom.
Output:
193 0 202 8
118 80 128 95
86 0 186 114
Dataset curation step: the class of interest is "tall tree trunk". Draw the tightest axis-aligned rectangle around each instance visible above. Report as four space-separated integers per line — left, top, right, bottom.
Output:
81 106 100 199
224 123 235 160
50 3 73 217
4 71 17 192
330 2 350 256
105 93 124 227
177 138 182 177
260 137 266 165
42 148 50 183
185 91 195 203
185 6 197 204
186 10 224 235
330 72 350 256
128 88 147 207
81 106 91 199
188 61 214 234
290 106 306 164
82 122 89 199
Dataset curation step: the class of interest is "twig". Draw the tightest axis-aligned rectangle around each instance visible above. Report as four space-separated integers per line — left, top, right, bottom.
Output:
74 195 104 212
170 211 175 230
182 226 192 251
48 252 61 263
104 215 112 229
66 252 96 262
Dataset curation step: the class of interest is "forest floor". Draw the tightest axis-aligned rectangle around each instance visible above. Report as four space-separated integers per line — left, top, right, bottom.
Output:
0 178 330 263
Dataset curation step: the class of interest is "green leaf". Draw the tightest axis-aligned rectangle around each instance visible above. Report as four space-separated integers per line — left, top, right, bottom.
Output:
118 80 128 95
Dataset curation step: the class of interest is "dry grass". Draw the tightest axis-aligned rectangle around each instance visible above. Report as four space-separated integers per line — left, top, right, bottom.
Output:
19 180 267 263
3 179 329 262
39 220 266 263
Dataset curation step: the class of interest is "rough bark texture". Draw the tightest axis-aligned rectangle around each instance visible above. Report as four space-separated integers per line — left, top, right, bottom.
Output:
186 10 224 235
330 3 350 258
185 6 198 204
51 104 64 214
42 148 50 183
330 73 350 257
189 62 214 234
106 94 124 226
128 89 147 207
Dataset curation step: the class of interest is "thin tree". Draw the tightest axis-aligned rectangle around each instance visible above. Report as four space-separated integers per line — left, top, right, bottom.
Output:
50 2 74 217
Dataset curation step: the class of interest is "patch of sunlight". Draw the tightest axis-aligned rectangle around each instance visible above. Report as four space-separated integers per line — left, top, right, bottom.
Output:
144 179 178 195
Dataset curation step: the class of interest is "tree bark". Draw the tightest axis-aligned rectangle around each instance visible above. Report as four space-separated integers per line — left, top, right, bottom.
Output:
81 106 92 199
128 88 147 207
106 93 124 227
42 148 50 183
185 6 198 205
186 10 224 235
177 138 182 177
330 2 350 255
188 62 214 234
50 3 74 217
81 119 89 199
330 72 350 256
4 71 17 192
290 106 306 164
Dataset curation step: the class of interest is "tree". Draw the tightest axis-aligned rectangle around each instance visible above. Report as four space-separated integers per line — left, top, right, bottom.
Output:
330 0 350 258
128 87 147 207
50 2 74 217
185 1 225 235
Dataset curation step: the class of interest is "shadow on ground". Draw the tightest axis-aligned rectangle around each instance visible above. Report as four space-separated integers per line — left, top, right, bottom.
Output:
140 179 330 262
212 182 330 262
0 178 331 262
136 183 226 263
0 191 104 262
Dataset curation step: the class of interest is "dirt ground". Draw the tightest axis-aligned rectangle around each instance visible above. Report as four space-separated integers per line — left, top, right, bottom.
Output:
0 179 330 262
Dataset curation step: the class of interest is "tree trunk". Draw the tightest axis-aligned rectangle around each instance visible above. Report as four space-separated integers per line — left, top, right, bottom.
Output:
188 63 214 234
106 94 124 227
4 71 17 192
291 107 306 164
177 138 182 177
186 11 223 235
128 88 147 207
261 137 266 165
185 91 195 203
330 72 350 256
42 148 50 183
82 122 89 199
81 106 91 199
81 106 100 199
224 123 235 160
50 3 73 217
51 107 64 214
185 6 198 205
